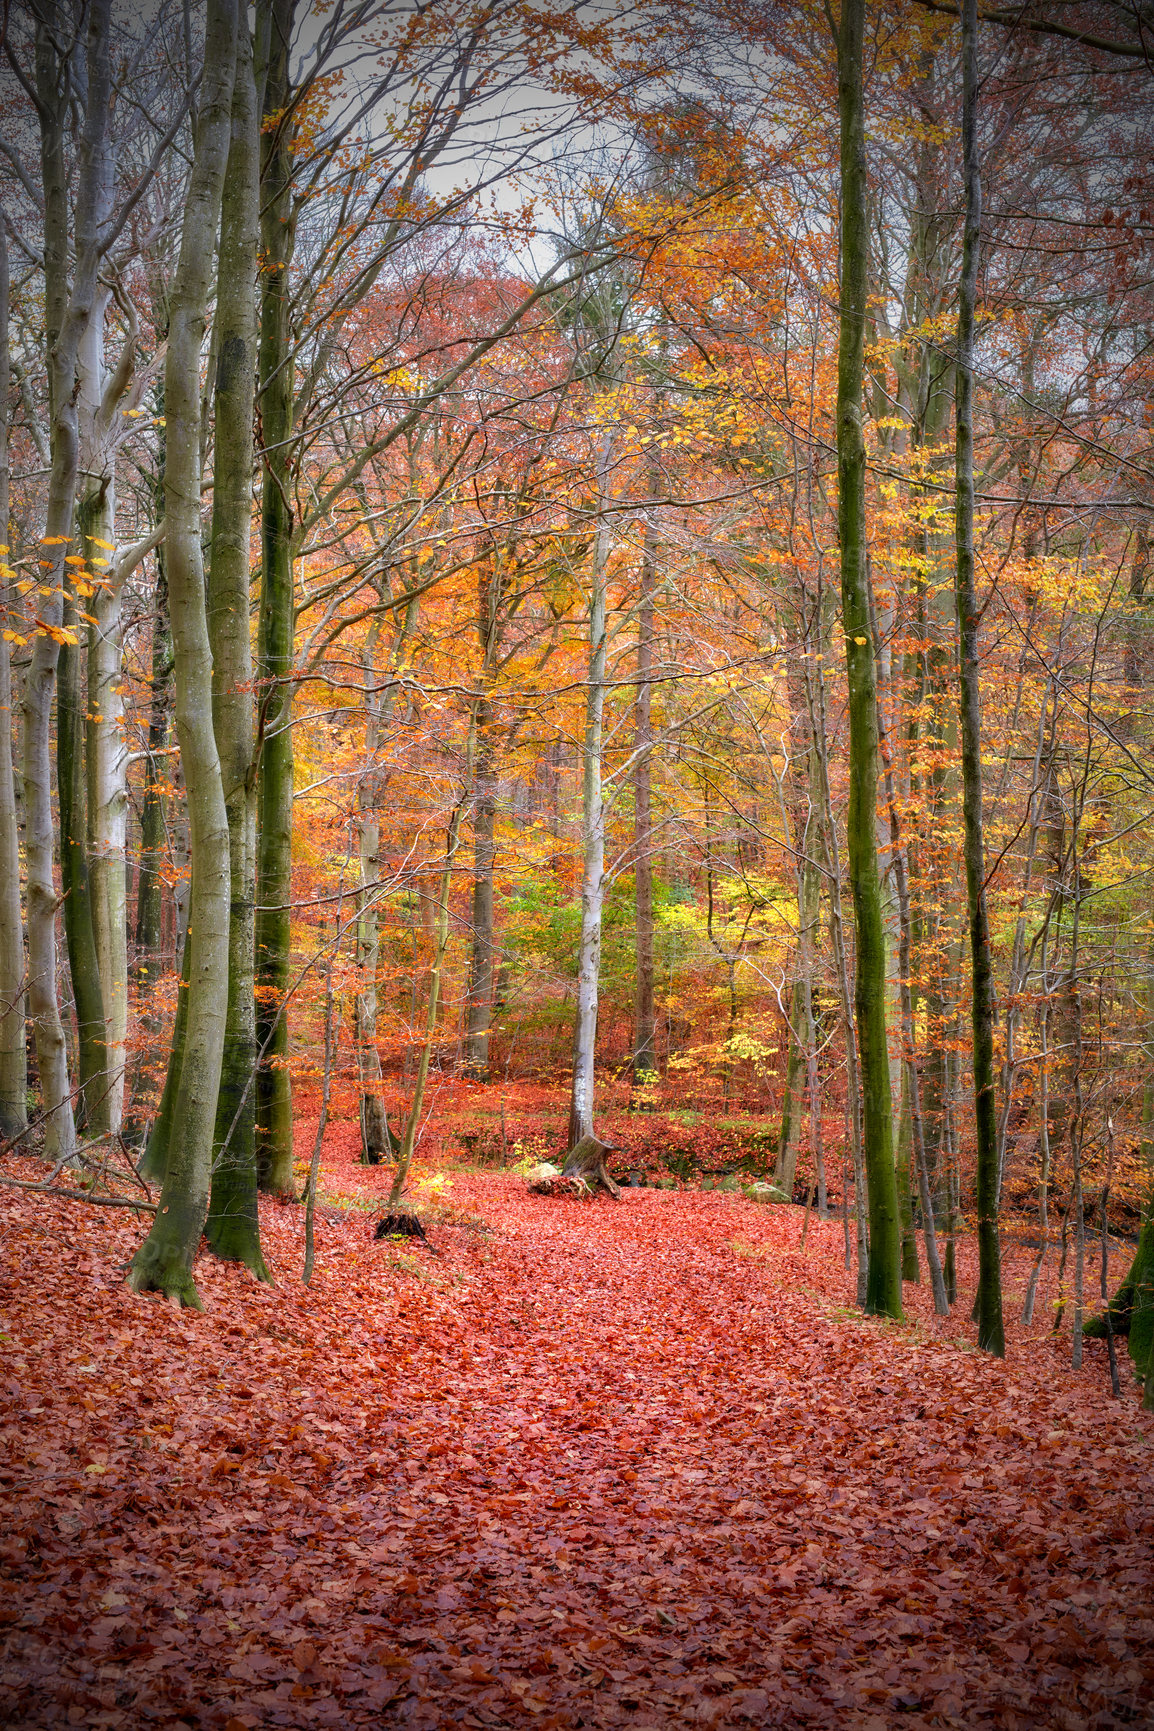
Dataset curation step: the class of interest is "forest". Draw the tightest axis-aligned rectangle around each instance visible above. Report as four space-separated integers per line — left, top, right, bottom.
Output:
0 0 1152 1726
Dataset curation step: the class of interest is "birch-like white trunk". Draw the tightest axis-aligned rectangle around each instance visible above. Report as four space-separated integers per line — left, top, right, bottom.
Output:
568 430 613 1149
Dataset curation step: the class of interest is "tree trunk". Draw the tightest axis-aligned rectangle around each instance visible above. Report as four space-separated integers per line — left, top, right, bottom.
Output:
205 15 269 1280
563 1133 621 1199
464 707 496 1078
955 0 1004 1355
254 0 297 1199
25 0 118 1163
837 0 901 1318
83 523 128 1135
568 430 613 1149
0 224 26 1138
387 796 466 1208
356 615 390 1161
58 584 107 1131
76 286 135 1137
633 512 657 1083
129 0 238 1307
134 564 171 998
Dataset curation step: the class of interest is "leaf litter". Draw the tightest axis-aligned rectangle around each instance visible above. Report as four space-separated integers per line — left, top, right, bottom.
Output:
1 1125 1152 1729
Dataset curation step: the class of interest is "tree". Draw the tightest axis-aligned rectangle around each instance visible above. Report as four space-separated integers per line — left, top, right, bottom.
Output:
130 0 237 1306
954 0 1004 1355
0 221 25 1139
836 0 901 1319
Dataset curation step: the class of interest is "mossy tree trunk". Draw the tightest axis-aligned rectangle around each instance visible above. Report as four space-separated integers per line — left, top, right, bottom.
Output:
254 0 298 1199
205 15 269 1281
836 0 901 1318
129 0 237 1307
954 0 1004 1355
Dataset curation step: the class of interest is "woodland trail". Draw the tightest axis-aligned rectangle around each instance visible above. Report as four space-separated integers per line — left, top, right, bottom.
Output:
1 1140 1153 1729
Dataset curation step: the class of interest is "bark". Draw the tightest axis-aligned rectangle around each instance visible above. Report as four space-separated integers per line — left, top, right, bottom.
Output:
1021 997 1051 1325
387 796 466 1208
632 511 657 1083
803 596 866 1294
133 565 171 997
955 0 1004 1355
0 223 26 1137
83 523 128 1135
303 930 338 1285
568 430 613 1150
129 0 238 1307
59 568 106 1132
254 0 297 1198
26 0 118 1163
140 927 190 1183
356 615 390 1161
837 0 901 1319
563 1134 622 1200
879 718 949 1315
775 740 820 1198
205 17 269 1280
896 1070 920 1282
464 706 497 1078
73 275 138 1136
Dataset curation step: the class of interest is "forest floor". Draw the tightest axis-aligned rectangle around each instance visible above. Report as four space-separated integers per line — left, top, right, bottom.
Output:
1 1122 1153 1730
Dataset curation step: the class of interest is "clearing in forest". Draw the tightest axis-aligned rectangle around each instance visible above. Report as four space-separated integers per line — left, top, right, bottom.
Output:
1 1137 1152 1729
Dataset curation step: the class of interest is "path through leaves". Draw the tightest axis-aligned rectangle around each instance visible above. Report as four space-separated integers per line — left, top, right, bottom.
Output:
2 1138 1152 1728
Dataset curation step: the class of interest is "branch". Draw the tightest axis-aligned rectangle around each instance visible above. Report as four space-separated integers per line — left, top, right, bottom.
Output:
0 1175 157 1211
914 0 1152 58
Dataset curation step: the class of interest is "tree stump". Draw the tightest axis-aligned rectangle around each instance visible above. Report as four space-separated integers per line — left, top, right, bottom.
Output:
374 1211 428 1243
562 1134 621 1200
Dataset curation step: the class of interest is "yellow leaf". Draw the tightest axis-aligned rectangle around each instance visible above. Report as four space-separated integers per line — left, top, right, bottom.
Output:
853 636 868 645
89 536 115 550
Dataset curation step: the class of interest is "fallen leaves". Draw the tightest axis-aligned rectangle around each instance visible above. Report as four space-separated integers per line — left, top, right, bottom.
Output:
0 1125 1152 1728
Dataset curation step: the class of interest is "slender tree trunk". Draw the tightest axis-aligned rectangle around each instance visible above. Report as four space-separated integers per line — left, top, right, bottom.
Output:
0 224 26 1137
134 565 171 997
837 0 901 1318
388 797 466 1207
955 0 1004 1355
633 513 657 1083
83 532 128 1134
464 704 496 1078
1021 996 1051 1325
205 16 268 1279
879 718 949 1314
356 615 390 1160
58 582 106 1130
804 603 866 1292
568 430 612 1149
130 0 238 1307
76 290 135 1137
254 0 297 1198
